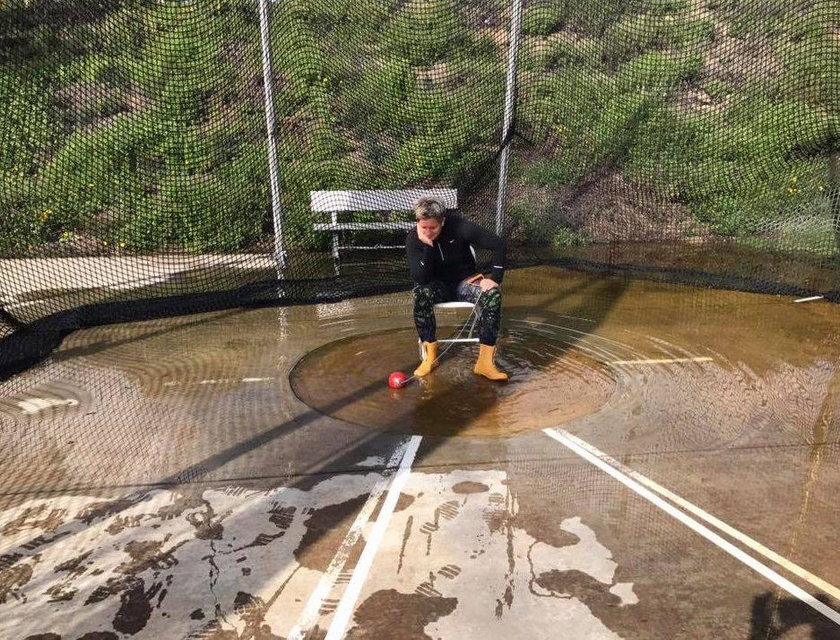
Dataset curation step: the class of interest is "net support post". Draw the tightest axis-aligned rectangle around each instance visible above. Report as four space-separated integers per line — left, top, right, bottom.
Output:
831 152 839 254
258 0 286 282
495 0 524 236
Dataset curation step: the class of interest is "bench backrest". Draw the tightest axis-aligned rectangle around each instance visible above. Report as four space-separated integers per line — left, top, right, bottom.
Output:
310 189 458 213
310 189 459 276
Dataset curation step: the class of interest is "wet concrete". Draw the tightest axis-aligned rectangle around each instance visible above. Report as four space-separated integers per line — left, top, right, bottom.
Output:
290 328 615 436
0 265 838 638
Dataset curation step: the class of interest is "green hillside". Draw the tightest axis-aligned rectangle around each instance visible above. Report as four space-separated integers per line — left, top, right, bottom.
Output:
0 0 836 258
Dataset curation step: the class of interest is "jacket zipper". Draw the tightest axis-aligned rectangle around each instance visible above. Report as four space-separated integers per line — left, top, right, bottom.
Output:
438 242 444 261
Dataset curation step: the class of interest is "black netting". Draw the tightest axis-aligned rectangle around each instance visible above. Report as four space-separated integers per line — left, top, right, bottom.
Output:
1 0 838 377
512 0 839 295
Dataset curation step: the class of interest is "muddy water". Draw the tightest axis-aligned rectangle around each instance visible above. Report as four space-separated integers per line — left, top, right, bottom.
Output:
1 265 838 490
286 265 840 443
290 328 616 437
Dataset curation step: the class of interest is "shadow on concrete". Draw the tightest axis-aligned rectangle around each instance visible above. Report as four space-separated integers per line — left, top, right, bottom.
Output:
749 591 840 640
0 270 628 635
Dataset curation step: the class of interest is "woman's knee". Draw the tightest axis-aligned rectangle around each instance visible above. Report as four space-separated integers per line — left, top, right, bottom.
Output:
414 284 437 308
414 284 435 299
479 288 502 310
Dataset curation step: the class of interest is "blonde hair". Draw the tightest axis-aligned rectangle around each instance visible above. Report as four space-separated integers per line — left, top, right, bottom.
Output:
413 197 446 222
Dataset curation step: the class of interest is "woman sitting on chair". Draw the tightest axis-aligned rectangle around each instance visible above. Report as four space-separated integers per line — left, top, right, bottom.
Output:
405 197 508 381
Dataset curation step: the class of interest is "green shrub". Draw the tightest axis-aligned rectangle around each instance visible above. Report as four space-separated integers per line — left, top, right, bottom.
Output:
718 0 800 39
507 199 559 246
702 78 732 101
337 58 415 134
381 1 475 67
625 108 713 187
520 65 611 162
522 34 602 73
0 70 57 174
776 28 839 109
32 111 159 239
564 0 624 36
2 0 833 258
522 1 568 37
603 12 714 64
615 51 703 93
554 226 588 247
636 0 691 14
719 98 831 161
588 92 656 167
521 156 584 188
119 141 266 253
382 86 498 182
0 177 40 256
521 69 662 188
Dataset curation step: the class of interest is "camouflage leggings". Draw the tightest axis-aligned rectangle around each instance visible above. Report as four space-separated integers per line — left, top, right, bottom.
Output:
413 278 502 346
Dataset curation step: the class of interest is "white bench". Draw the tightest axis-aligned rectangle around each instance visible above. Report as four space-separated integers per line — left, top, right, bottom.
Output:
310 189 480 357
310 188 458 276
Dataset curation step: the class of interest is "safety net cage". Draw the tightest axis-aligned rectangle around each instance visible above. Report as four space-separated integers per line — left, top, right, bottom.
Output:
1 0 838 377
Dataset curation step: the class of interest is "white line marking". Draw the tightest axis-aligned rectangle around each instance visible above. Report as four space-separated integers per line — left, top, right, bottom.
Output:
794 296 824 303
609 357 713 365
594 446 840 602
543 428 840 626
162 377 275 387
17 397 79 414
325 435 422 640
287 436 421 640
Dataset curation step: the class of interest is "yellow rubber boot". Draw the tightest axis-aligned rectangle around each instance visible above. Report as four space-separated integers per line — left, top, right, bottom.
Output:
414 341 439 377
474 344 508 381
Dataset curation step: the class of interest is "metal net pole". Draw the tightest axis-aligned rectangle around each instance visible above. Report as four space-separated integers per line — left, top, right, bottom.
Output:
258 0 286 276
495 0 524 236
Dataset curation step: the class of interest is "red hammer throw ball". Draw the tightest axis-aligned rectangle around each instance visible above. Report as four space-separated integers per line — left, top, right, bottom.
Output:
388 371 408 389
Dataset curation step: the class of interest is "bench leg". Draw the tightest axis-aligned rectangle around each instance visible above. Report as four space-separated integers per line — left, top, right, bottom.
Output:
332 231 340 276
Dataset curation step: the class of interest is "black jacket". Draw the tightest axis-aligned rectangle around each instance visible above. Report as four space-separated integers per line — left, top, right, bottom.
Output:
405 212 507 285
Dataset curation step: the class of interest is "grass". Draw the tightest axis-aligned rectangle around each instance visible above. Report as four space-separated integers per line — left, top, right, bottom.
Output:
0 0 836 259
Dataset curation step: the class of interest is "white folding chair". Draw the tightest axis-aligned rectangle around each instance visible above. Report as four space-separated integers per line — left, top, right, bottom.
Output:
417 245 482 359
418 301 480 358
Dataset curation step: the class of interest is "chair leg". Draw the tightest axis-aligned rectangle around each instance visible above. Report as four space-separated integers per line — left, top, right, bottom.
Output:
331 212 340 276
466 308 480 340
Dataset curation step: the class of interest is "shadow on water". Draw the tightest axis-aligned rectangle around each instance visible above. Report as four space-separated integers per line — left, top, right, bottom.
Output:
0 271 628 635
5 273 628 488
749 592 839 640
47 308 250 364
